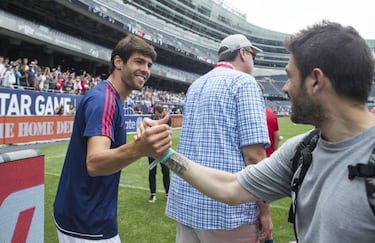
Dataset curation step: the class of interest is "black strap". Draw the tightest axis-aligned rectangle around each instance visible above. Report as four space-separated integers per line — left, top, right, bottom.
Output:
291 147 314 192
347 148 375 215
288 129 320 219
366 154 375 215
288 129 320 243
290 129 321 176
348 163 375 180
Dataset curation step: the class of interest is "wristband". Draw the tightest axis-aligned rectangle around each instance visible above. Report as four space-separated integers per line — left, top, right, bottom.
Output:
149 148 175 170
159 148 175 164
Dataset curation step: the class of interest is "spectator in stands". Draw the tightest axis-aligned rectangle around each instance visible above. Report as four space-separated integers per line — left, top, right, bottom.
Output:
54 104 65 115
53 35 171 242
19 63 29 89
1 53 187 108
0 56 5 86
2 64 16 88
134 102 142 114
36 68 45 91
63 76 74 94
55 73 65 93
154 21 375 243
14 63 22 87
66 103 76 115
371 106 375 115
32 58 41 73
74 76 83 95
42 67 51 91
21 57 29 72
49 67 58 91
147 104 171 203
166 34 272 243
27 60 36 90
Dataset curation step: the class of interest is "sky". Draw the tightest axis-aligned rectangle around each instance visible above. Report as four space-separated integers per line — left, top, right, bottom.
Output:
228 0 375 40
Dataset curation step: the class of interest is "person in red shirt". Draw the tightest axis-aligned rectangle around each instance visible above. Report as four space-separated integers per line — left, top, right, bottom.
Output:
55 73 65 93
257 81 280 158
265 107 280 157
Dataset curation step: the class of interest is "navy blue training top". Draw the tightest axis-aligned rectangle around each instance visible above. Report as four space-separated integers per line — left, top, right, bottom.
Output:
53 80 126 240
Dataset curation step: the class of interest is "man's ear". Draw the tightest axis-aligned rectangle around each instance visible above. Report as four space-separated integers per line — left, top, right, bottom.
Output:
239 48 247 62
310 68 326 93
113 55 123 70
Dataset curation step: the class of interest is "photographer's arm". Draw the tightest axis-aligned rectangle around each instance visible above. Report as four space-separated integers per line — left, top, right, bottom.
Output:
164 151 258 205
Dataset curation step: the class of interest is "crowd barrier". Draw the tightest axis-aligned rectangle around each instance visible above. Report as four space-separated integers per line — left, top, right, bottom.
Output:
0 149 44 242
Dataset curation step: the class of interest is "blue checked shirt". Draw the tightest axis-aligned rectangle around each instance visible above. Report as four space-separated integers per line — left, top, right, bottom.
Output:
166 63 270 230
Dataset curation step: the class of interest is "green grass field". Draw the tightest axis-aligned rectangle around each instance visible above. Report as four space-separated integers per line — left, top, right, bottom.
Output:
42 117 313 242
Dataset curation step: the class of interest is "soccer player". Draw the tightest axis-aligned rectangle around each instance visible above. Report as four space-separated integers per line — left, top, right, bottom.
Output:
53 35 171 242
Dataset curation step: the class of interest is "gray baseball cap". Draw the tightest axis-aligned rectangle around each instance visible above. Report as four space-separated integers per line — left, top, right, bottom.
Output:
218 34 262 55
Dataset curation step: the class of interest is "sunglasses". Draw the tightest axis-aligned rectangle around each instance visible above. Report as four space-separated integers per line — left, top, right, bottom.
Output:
244 48 256 61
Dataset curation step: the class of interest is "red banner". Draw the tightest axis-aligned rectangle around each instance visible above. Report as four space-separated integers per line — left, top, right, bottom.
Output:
0 116 74 144
0 115 183 145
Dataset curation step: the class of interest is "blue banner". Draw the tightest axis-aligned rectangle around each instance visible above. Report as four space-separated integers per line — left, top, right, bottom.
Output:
0 88 82 116
0 88 153 133
124 114 150 133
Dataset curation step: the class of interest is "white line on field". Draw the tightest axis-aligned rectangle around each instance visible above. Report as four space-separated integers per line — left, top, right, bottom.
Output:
269 205 289 210
45 155 65 159
45 172 292 208
45 172 158 192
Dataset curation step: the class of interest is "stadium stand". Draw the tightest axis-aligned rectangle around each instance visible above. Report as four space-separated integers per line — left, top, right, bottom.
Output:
1 0 374 115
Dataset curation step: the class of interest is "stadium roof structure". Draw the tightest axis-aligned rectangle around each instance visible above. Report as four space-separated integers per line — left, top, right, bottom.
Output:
123 0 290 69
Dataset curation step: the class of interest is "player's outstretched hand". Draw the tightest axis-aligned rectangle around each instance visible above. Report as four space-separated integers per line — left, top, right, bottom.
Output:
133 115 171 159
134 115 170 141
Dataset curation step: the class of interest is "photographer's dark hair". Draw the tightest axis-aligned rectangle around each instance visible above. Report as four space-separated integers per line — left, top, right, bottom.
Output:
285 20 374 103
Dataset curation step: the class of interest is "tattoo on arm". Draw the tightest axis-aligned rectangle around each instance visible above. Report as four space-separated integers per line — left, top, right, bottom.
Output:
165 153 189 176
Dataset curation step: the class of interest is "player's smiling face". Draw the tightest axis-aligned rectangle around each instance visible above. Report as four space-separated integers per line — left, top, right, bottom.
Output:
121 52 153 90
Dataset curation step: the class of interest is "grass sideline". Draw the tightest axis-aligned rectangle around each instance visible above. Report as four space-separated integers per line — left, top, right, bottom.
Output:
42 117 313 242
